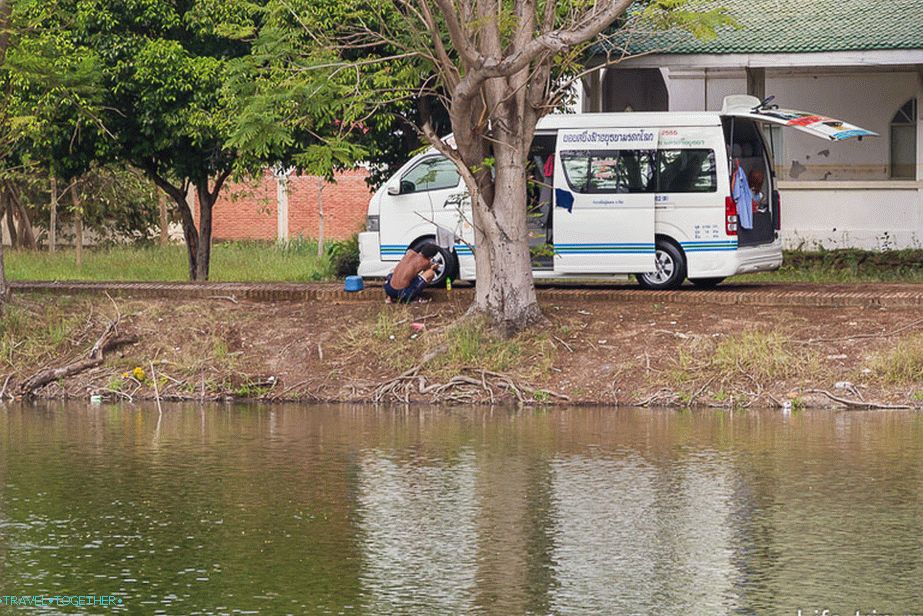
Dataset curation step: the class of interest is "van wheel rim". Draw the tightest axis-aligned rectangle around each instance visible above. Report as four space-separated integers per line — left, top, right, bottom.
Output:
644 249 674 284
430 252 446 279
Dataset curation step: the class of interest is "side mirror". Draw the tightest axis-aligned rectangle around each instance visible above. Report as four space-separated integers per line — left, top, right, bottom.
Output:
386 180 401 196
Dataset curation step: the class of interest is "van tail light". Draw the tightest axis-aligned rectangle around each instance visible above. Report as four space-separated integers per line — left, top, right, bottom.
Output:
725 196 738 236
772 190 781 231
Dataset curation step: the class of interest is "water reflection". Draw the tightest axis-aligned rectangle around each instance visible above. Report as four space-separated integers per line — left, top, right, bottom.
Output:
0 404 921 614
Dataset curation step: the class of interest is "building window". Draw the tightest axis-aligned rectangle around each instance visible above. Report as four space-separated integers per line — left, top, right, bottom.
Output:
891 98 917 179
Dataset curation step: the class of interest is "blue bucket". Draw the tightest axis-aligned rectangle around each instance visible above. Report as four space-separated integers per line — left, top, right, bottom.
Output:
344 275 364 292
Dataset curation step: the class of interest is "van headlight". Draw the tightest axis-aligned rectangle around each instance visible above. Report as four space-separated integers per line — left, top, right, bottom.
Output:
367 215 380 232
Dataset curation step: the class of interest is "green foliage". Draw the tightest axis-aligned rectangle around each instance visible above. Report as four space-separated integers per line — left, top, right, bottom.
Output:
327 235 360 278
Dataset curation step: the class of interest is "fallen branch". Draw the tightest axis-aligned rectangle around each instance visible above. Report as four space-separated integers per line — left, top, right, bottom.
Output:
803 389 910 410
796 317 923 344
19 319 137 398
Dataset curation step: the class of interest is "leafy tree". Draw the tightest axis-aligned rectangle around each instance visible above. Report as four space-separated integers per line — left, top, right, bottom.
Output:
265 0 729 333
7 0 282 280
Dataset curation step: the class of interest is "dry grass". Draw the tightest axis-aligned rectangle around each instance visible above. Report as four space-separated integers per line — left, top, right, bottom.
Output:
337 307 556 382
0 296 94 372
867 333 923 384
668 328 822 404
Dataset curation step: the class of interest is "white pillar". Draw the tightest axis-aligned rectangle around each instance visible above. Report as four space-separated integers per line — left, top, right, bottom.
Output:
273 166 293 243
915 72 922 239
916 71 923 182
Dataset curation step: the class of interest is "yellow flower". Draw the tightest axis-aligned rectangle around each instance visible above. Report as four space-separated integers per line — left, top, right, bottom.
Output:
132 367 146 381
121 372 131 378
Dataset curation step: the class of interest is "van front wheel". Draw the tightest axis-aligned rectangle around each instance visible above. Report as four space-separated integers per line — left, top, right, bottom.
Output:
636 241 686 290
410 240 458 288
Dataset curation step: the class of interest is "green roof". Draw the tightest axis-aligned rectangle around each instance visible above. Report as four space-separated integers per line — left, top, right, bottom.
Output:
611 0 923 55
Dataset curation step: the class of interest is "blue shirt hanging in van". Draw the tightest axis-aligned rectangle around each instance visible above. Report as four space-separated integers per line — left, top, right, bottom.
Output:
732 165 753 230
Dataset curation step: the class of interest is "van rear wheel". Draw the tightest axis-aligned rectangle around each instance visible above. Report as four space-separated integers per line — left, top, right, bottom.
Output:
689 277 725 289
636 241 686 290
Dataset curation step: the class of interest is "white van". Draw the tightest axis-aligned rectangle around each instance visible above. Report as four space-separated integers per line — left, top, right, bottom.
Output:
358 95 874 289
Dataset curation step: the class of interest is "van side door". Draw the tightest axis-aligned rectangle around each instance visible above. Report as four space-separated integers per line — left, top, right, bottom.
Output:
379 155 463 261
553 129 658 273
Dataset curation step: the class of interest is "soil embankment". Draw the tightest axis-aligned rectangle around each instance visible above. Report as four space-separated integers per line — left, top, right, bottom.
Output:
3 283 923 409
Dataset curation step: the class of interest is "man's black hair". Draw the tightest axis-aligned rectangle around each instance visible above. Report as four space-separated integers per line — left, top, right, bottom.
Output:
419 243 439 259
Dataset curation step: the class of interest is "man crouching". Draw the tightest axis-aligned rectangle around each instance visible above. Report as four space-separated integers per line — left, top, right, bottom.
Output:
384 243 440 303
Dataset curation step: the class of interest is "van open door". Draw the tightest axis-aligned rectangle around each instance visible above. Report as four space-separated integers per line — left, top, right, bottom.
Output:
721 95 878 141
552 128 658 274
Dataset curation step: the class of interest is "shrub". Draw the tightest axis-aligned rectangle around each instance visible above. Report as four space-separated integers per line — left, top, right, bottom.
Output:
328 235 360 278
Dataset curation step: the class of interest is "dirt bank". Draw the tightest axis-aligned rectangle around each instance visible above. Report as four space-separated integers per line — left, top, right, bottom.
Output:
2 291 922 409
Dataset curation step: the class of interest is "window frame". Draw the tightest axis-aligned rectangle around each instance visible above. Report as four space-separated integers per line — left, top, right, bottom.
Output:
399 155 462 194
890 98 917 180
654 148 719 194
559 149 655 195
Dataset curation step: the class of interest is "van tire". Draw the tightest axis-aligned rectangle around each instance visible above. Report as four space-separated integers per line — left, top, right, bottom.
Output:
636 240 686 290
410 239 457 288
689 277 725 289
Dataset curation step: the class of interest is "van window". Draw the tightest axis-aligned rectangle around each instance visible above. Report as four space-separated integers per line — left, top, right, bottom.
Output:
401 157 460 193
561 150 654 194
657 149 717 193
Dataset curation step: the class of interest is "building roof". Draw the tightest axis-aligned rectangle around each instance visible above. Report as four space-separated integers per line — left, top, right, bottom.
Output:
609 0 923 55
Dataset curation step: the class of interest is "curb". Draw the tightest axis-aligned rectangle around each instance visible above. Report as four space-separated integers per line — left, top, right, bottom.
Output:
10 280 923 309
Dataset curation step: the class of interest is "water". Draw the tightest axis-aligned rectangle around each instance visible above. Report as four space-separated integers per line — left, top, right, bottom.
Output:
1 404 922 615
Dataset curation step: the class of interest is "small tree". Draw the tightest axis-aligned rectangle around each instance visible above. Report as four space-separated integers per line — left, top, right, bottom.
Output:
282 0 727 333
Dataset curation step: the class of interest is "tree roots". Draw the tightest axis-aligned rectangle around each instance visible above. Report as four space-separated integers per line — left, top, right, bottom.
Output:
373 364 569 405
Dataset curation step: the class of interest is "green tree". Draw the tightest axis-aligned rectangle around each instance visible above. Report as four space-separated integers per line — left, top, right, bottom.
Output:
264 0 729 332
14 0 284 280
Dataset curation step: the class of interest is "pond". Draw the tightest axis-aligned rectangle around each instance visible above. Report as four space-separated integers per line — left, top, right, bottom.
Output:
1 403 922 615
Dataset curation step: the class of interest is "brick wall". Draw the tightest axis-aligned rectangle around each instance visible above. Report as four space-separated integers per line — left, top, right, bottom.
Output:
200 168 372 242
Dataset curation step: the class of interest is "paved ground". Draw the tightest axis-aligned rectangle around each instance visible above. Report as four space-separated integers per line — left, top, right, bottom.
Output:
11 279 923 309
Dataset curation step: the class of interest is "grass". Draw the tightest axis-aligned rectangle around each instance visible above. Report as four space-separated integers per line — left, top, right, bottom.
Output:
672 328 820 390
8 245 923 285
868 333 923 384
739 249 923 284
4 240 335 283
339 307 556 380
0 296 89 371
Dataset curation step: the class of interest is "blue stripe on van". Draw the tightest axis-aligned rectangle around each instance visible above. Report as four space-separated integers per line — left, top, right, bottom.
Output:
380 244 475 256
554 242 655 255
681 240 738 252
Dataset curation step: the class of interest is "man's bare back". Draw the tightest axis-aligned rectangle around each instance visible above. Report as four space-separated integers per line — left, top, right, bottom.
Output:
383 243 440 303
390 249 432 289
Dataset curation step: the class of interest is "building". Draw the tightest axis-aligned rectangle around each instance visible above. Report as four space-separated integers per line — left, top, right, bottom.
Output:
580 0 922 249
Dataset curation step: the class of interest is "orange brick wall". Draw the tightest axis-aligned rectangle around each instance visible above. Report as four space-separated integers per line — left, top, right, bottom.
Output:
200 169 372 242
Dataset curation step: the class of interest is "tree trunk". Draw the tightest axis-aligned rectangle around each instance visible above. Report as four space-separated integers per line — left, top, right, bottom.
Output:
177 197 198 280
5 197 17 248
158 192 169 246
194 181 213 281
71 187 83 267
470 145 543 334
0 191 7 307
49 176 57 252
316 178 325 258
150 179 198 280
6 185 36 249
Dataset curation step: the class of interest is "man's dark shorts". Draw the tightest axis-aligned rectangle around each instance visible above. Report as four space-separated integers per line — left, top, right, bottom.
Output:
384 273 428 303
